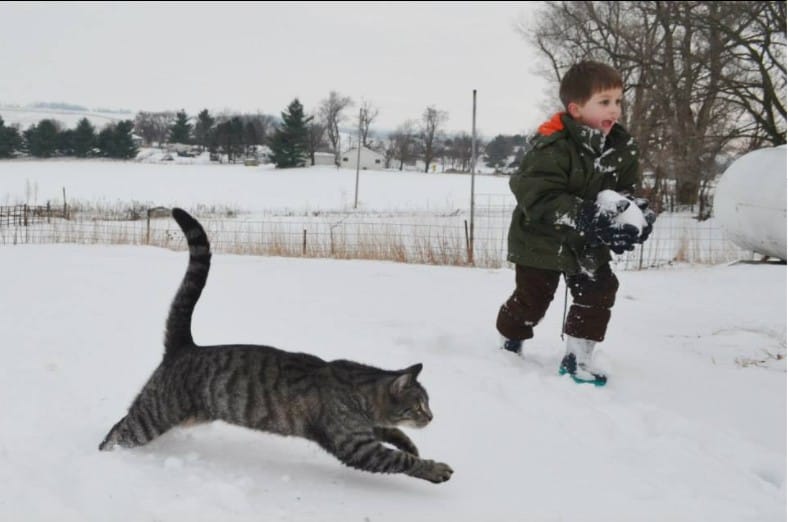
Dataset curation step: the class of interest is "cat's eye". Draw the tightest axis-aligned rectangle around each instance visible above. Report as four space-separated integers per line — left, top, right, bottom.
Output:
405 407 421 417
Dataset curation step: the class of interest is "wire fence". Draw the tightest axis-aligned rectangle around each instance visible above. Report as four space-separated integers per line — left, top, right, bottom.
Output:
469 194 757 270
0 194 756 269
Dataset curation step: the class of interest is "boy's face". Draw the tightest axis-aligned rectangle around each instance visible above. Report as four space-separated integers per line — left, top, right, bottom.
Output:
568 87 623 135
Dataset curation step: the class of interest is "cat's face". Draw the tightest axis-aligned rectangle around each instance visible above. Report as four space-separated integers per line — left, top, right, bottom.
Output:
384 364 433 428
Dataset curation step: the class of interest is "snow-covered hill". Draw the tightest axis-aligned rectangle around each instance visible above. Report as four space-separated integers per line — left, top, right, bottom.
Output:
0 105 132 130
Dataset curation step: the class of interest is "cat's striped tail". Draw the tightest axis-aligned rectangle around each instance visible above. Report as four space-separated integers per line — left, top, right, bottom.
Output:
164 208 211 359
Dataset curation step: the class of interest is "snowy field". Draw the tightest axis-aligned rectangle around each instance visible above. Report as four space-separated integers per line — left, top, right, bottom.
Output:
0 160 751 268
0 241 785 521
0 159 510 214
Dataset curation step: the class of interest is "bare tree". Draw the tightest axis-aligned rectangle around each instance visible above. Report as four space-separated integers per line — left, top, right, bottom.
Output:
319 91 353 165
419 106 448 173
390 120 416 170
134 111 175 146
521 1 786 211
243 121 257 157
450 132 474 172
383 135 398 169
697 1 786 148
359 99 380 147
241 113 278 146
217 117 246 163
306 115 327 166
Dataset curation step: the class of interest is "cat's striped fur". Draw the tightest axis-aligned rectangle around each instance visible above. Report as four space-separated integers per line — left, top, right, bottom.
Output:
99 208 453 484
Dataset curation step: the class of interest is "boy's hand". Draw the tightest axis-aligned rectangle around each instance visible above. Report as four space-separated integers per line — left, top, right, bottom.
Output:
576 200 639 253
629 197 657 243
600 224 640 254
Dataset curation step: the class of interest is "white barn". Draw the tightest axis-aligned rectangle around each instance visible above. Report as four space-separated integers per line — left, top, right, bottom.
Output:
341 146 386 170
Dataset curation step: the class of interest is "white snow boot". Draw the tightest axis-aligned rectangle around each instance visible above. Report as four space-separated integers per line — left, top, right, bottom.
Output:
559 335 607 386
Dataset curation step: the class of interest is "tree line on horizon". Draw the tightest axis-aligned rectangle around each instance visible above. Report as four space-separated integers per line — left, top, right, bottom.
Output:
0 116 138 159
0 92 527 173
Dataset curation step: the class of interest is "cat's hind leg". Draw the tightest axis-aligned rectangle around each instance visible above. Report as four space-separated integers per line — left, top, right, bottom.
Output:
99 416 126 450
99 414 160 450
99 401 177 451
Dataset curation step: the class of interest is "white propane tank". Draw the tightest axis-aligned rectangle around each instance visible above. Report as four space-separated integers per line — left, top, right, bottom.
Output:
713 145 787 260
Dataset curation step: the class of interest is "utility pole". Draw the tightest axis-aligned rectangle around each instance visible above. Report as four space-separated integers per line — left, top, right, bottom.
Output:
469 89 477 264
354 107 362 209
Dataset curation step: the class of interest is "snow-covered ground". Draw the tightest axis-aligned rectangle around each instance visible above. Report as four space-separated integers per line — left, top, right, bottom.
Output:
1 241 784 521
0 159 509 214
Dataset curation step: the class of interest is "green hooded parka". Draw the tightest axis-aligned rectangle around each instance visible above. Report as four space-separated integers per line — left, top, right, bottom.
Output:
507 112 640 275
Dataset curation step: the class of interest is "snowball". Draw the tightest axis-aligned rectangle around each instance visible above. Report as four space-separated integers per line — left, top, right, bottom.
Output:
596 190 647 233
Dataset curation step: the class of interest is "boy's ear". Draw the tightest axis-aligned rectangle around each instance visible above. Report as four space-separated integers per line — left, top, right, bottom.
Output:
567 102 582 119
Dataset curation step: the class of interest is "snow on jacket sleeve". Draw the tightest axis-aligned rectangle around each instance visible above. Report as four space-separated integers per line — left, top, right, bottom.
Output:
509 138 583 228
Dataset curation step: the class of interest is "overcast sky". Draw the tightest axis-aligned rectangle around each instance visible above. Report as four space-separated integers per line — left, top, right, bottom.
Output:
0 2 556 137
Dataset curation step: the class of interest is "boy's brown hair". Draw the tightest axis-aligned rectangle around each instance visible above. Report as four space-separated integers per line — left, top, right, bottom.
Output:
559 61 623 109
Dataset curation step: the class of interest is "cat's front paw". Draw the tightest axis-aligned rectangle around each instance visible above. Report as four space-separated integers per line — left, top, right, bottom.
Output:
413 460 454 483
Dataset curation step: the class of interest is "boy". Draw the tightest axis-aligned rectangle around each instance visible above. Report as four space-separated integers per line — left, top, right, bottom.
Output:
496 60 656 385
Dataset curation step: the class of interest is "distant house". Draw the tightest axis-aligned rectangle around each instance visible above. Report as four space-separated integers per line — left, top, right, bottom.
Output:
309 151 336 166
341 146 385 170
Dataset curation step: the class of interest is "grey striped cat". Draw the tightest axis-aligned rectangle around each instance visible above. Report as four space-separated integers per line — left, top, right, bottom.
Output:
99 208 453 484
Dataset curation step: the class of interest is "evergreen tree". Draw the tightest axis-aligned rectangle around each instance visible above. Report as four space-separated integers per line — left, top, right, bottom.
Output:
194 109 214 152
169 110 192 144
0 117 22 158
97 120 138 159
58 129 76 156
484 134 514 170
24 119 60 158
113 120 138 159
213 121 230 160
270 98 311 168
97 125 117 157
213 117 245 162
230 117 245 156
73 118 97 157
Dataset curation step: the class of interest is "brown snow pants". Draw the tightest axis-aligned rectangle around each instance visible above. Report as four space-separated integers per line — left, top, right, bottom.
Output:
496 264 619 343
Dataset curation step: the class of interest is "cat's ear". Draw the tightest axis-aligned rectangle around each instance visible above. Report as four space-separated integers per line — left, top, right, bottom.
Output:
406 363 423 378
391 373 412 394
390 364 422 394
